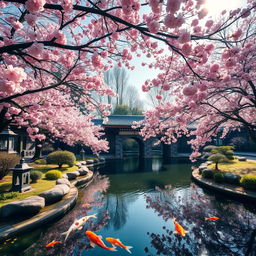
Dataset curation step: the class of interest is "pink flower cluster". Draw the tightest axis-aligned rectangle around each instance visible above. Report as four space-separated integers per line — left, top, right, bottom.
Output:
0 65 27 94
121 0 140 16
25 0 46 13
92 53 103 69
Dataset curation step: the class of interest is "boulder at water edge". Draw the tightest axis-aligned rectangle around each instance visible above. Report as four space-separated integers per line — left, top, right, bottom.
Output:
66 171 80 180
78 167 89 176
56 178 71 187
0 196 45 218
39 184 70 205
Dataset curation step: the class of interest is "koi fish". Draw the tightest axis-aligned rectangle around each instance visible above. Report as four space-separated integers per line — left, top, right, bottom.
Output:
61 214 97 241
45 240 61 248
173 218 188 237
82 203 90 207
106 237 133 254
85 231 116 251
205 217 220 221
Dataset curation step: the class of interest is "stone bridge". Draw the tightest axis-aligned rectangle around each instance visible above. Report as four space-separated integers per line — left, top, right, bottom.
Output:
94 115 178 159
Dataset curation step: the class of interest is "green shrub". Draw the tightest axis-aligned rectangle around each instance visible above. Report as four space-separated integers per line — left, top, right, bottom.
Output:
202 169 214 179
45 170 62 180
34 159 46 165
0 152 20 180
46 151 76 168
0 192 18 200
240 175 256 190
30 171 43 183
214 172 225 183
203 145 217 152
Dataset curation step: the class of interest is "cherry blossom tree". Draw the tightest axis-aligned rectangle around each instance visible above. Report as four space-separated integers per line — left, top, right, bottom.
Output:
0 0 255 154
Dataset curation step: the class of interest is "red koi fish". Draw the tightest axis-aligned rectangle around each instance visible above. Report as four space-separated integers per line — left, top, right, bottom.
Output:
85 231 116 251
173 218 188 237
205 216 220 221
45 240 61 248
106 237 133 254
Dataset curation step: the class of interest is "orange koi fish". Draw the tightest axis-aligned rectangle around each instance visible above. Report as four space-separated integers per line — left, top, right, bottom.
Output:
82 203 90 207
45 240 61 248
173 218 188 237
106 237 133 254
85 231 116 251
205 217 220 221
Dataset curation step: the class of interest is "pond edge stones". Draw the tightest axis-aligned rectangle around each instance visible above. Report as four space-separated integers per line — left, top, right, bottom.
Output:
39 184 70 205
0 196 45 218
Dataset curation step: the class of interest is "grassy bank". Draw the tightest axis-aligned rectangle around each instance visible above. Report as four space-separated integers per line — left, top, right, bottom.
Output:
208 159 256 176
0 163 78 206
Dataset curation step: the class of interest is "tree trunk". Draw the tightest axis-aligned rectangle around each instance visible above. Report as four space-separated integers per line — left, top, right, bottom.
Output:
0 107 11 133
32 139 42 160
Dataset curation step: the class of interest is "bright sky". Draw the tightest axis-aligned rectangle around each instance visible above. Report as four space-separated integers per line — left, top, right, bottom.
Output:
126 0 246 108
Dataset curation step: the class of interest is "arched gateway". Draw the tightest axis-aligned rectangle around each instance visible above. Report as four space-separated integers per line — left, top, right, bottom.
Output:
94 115 178 159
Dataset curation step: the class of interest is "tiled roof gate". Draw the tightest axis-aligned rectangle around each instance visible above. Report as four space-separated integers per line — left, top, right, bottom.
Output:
93 115 178 159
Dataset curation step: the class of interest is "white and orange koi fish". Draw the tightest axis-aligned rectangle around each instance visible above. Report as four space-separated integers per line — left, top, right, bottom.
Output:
61 214 97 241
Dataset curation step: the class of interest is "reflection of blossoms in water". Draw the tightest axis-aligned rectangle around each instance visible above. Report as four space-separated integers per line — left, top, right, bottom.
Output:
145 184 256 256
24 174 110 256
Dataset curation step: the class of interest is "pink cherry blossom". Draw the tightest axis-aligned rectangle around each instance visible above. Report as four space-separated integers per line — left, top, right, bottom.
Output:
25 14 37 26
147 20 160 33
178 30 190 44
25 0 46 13
183 85 197 96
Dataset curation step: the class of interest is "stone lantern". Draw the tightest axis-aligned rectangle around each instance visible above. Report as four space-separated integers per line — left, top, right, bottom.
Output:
80 148 85 160
0 127 18 153
11 159 33 193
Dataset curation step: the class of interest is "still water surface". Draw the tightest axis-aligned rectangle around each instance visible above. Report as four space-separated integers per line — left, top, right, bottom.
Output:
1 157 256 256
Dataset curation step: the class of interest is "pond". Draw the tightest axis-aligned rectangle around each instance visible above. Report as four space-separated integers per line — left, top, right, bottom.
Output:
1 157 256 256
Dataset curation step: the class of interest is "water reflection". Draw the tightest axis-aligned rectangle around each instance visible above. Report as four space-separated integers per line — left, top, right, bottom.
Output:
23 174 110 256
1 157 256 256
145 185 256 256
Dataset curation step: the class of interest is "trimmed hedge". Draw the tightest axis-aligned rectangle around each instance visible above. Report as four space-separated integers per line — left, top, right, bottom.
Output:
45 170 62 180
214 172 224 183
202 169 214 179
240 175 256 190
203 145 217 152
34 159 46 165
30 170 43 183
46 151 76 168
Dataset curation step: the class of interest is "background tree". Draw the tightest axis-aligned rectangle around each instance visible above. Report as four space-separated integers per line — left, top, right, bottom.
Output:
207 153 228 171
112 104 143 115
1 0 255 155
